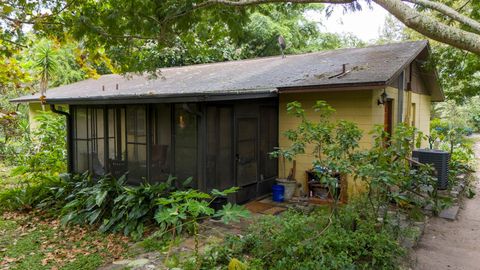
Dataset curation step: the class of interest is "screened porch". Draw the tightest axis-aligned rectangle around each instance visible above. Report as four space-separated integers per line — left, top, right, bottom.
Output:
69 99 278 203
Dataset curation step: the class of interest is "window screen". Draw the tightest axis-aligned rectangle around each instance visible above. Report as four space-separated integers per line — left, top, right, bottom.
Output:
260 106 278 180
150 104 172 182
107 107 127 179
174 104 198 186
72 107 106 176
206 106 233 190
126 105 147 183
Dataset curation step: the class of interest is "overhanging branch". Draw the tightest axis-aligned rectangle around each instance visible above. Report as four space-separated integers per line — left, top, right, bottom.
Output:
374 0 480 54
404 0 480 34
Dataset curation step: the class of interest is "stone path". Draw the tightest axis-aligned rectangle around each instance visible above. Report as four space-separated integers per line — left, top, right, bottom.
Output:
99 216 258 270
414 136 480 270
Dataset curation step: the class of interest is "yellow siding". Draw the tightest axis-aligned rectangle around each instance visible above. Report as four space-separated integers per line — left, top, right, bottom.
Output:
279 88 433 199
411 93 431 144
28 103 69 131
279 90 376 198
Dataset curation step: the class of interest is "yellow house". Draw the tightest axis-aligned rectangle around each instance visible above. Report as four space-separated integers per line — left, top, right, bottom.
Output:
12 41 443 203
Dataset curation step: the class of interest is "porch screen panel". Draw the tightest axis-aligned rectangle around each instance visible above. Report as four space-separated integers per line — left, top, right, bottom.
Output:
73 107 88 173
89 108 105 176
72 107 106 176
107 108 127 179
150 104 172 182
174 104 198 186
126 105 147 183
259 106 278 179
206 106 233 191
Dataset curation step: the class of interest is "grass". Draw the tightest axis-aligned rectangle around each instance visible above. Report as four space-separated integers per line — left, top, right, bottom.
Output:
0 211 132 270
0 162 144 269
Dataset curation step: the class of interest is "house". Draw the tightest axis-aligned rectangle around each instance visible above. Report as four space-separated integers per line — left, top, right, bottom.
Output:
12 41 443 203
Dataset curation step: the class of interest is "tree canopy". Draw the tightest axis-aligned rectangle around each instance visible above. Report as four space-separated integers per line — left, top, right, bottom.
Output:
1 0 479 102
1 0 480 58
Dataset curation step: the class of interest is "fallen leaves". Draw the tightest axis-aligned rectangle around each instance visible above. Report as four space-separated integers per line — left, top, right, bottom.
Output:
1 211 132 269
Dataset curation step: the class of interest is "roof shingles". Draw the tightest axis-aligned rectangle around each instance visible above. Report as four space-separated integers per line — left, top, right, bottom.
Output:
12 41 435 103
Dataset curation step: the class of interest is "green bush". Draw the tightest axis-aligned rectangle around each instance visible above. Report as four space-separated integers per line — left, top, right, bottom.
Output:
0 174 65 213
196 206 404 270
59 173 175 239
58 174 249 239
3 111 66 182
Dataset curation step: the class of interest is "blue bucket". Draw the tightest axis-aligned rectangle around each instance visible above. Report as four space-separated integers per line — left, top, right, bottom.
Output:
272 184 285 202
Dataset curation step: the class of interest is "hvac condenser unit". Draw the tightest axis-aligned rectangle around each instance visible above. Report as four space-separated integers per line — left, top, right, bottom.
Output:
412 149 450 190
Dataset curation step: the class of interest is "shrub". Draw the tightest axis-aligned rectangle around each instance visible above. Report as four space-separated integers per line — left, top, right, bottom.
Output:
196 206 404 270
0 174 65 213
58 174 249 240
59 173 177 238
5 111 66 182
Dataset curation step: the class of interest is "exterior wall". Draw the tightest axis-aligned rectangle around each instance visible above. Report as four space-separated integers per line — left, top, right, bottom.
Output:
279 89 376 199
407 92 431 147
279 87 433 200
28 102 69 130
372 88 431 145
372 87 400 129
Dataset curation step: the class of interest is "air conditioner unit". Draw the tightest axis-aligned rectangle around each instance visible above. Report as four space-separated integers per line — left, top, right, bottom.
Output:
412 149 450 190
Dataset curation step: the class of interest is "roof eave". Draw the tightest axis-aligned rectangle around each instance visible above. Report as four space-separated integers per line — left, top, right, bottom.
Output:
25 88 279 105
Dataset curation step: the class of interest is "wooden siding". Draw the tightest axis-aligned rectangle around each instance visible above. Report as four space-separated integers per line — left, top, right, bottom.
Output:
279 87 432 199
279 89 375 198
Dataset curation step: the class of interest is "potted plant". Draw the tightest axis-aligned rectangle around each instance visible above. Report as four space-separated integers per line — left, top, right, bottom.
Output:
270 148 298 200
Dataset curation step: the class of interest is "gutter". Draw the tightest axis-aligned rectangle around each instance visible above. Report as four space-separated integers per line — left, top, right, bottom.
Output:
49 104 73 173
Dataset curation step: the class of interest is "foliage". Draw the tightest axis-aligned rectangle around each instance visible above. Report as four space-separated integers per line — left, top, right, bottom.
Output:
430 118 475 174
2 0 480 57
7 111 66 179
0 174 65 213
0 2 367 77
59 174 170 239
194 206 404 270
271 101 363 212
154 186 250 266
57 173 249 241
377 13 480 102
356 124 451 215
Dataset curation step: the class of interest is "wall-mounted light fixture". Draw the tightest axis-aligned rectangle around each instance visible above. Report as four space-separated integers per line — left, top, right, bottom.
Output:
377 89 389 105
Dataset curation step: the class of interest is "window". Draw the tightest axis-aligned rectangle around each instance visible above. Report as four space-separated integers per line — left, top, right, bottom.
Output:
72 107 106 176
150 104 172 182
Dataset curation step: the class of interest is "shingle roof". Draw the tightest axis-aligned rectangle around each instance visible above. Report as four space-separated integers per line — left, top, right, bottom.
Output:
11 40 443 104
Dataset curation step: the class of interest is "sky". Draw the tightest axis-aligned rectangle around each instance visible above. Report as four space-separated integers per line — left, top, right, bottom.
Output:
306 3 390 43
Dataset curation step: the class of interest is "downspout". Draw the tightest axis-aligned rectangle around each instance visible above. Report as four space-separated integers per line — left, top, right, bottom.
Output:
397 71 405 123
50 104 73 173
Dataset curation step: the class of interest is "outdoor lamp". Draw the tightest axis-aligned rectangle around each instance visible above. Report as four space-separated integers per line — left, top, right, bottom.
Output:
377 90 388 105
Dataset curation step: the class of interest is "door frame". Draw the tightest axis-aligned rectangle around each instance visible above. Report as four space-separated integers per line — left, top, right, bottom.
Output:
384 98 394 136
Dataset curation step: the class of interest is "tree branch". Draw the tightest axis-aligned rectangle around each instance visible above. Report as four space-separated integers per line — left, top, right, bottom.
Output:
404 0 480 34
191 0 480 55
198 0 355 7
373 0 480 54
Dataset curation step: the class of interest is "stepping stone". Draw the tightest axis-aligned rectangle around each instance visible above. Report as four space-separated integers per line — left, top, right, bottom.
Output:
439 205 460 220
262 206 287 215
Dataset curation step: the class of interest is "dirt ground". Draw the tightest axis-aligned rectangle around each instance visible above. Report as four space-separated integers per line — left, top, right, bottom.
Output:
414 137 480 270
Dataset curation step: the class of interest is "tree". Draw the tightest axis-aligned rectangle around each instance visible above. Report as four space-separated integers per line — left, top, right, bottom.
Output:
0 0 480 57
377 12 480 102
2 0 480 57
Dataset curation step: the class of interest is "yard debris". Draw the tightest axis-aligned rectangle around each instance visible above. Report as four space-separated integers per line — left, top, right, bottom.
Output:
0 210 131 269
